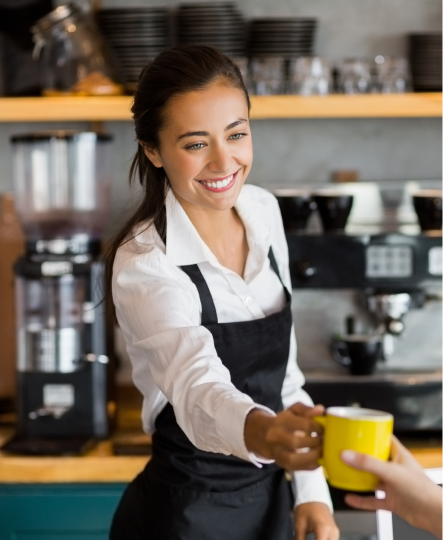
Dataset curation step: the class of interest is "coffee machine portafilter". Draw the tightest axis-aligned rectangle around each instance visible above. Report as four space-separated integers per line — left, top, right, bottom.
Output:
2 131 114 455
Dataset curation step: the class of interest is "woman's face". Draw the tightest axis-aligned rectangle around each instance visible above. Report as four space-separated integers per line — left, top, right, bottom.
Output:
144 81 253 213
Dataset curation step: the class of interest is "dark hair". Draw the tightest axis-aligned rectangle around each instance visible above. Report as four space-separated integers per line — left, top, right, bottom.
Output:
105 45 250 322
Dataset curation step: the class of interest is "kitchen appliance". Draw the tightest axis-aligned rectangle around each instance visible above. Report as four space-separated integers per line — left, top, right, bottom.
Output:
2 131 113 455
283 192 442 431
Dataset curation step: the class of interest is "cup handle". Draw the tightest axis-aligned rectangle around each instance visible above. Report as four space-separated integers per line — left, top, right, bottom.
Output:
313 415 327 475
331 341 352 366
314 415 327 428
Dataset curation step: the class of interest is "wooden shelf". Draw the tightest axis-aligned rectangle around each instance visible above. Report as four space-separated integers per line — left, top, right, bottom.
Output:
0 93 440 122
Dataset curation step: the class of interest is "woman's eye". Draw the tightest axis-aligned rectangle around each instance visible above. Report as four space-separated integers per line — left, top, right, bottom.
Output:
229 133 247 140
186 142 205 151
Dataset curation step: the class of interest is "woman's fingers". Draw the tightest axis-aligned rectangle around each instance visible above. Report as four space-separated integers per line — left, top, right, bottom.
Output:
276 445 322 471
266 428 322 452
276 411 323 436
390 435 423 471
288 402 325 418
314 524 340 540
345 493 388 512
341 450 393 482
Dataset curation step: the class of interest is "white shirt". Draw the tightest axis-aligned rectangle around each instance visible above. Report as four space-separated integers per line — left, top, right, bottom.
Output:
113 184 332 511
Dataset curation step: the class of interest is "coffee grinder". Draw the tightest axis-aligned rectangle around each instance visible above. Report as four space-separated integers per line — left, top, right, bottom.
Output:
2 131 113 455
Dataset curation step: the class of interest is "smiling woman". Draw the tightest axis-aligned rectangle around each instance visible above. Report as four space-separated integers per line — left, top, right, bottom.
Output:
106 45 339 540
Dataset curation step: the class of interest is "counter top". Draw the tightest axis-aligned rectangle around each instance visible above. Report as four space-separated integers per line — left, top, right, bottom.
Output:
0 387 441 484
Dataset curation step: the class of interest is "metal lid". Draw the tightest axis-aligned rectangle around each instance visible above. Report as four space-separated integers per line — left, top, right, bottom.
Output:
11 130 113 143
31 3 82 34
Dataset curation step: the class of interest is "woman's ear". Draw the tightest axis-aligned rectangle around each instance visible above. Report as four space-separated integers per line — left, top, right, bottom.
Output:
139 141 163 168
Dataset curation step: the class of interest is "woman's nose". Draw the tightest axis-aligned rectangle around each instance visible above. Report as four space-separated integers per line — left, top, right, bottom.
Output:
207 144 232 173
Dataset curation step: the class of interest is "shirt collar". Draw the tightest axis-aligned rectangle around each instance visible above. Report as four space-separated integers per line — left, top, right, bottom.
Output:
165 186 272 279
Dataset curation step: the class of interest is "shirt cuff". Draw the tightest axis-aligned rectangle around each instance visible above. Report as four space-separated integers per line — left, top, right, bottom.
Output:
244 404 277 467
291 467 333 513
215 397 276 464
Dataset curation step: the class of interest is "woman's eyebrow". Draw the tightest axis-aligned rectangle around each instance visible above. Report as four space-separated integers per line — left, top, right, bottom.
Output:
225 118 248 131
177 130 209 141
177 118 248 141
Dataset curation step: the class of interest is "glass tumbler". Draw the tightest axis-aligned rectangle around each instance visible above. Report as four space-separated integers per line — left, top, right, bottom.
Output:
288 56 331 95
249 57 286 95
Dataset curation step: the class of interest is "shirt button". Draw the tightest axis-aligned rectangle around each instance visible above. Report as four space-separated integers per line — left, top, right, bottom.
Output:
243 296 253 306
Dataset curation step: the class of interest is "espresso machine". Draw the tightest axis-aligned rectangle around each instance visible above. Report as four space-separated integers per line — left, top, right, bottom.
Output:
2 131 113 455
276 185 442 432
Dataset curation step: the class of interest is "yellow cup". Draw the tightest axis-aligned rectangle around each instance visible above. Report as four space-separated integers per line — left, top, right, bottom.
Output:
315 407 393 492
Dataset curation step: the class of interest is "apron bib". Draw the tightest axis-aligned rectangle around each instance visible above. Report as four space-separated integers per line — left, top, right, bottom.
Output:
111 248 295 540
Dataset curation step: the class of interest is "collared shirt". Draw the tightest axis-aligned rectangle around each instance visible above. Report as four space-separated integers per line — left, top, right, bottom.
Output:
113 184 332 511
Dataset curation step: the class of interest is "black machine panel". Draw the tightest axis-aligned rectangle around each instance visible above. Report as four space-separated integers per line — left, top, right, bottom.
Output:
287 233 442 290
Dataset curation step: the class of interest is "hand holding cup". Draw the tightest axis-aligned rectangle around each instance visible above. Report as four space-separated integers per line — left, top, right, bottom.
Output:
244 402 325 472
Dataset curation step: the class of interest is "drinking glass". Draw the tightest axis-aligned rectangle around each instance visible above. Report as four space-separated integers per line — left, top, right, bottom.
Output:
288 56 331 95
373 55 410 93
337 58 372 94
249 57 285 95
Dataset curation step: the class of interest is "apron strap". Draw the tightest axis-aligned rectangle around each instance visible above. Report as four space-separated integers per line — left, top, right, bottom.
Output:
180 247 290 326
267 247 291 302
180 264 219 325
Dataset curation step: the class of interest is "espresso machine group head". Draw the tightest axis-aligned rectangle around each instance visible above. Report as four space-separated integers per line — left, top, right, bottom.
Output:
3 131 114 455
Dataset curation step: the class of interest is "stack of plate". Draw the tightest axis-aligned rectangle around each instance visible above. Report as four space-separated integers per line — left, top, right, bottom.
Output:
97 8 171 86
248 18 317 58
408 33 442 92
176 2 246 57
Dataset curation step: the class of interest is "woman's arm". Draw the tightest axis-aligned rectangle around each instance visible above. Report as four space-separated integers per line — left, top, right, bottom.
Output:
115 247 328 473
342 436 442 539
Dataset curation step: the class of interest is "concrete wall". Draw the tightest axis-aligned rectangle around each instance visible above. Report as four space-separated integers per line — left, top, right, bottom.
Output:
0 0 441 235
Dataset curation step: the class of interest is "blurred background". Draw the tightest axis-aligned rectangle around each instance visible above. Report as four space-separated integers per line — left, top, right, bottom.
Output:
0 0 441 235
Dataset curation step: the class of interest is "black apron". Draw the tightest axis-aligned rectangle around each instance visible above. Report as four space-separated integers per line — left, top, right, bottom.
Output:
110 248 295 540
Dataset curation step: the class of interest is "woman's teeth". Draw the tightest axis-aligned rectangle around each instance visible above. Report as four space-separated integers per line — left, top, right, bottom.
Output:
199 174 233 188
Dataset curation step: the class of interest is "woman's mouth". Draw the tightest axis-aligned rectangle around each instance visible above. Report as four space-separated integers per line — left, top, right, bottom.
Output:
197 170 239 193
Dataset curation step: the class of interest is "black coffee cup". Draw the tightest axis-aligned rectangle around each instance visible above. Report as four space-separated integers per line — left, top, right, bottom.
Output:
275 190 317 232
313 192 354 233
331 335 382 375
413 190 442 232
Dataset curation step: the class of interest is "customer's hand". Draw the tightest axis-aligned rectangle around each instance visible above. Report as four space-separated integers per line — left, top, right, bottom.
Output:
244 402 324 471
341 435 442 539
294 502 340 540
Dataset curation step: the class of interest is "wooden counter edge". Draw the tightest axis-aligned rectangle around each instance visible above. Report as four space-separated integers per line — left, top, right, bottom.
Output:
0 447 440 484
0 455 148 483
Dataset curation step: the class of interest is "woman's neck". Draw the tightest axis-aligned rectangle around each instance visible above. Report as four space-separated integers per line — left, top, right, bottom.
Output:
176 195 249 277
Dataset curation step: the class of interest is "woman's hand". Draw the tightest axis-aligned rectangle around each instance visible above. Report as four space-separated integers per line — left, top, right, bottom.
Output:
341 436 442 539
244 402 324 471
294 502 340 540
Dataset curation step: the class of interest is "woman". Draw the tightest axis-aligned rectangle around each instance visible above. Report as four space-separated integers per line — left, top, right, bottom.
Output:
342 436 442 539
108 45 338 540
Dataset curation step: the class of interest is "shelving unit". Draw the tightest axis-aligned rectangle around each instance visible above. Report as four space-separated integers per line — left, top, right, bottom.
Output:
0 93 440 122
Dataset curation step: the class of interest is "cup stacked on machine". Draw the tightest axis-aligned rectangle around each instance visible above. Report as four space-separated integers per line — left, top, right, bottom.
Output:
408 33 442 92
97 8 171 90
247 18 317 95
175 2 246 58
